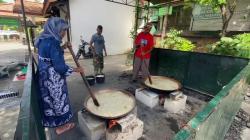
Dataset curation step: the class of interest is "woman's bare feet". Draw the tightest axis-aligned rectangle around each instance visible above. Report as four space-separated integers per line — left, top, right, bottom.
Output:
55 123 75 135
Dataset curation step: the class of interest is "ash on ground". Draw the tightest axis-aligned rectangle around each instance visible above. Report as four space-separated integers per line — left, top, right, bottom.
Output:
119 71 210 140
224 109 250 140
135 89 208 140
225 88 250 140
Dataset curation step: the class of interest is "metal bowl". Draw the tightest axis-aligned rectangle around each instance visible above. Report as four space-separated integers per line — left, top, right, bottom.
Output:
84 90 136 119
144 76 182 92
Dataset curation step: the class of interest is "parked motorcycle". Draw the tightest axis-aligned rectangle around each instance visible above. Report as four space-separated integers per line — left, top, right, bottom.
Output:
76 40 93 60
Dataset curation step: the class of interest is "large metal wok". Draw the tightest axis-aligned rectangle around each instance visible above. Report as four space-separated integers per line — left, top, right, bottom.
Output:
84 90 136 119
144 76 182 92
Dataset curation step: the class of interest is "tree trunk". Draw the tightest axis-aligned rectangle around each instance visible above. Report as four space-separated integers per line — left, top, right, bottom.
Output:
220 0 237 37
161 15 168 40
220 5 228 37
134 0 140 38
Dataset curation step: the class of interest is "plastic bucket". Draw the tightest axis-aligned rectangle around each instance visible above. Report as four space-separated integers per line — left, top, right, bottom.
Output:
86 75 95 86
96 74 105 84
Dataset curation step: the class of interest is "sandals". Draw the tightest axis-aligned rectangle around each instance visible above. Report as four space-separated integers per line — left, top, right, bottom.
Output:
56 123 75 135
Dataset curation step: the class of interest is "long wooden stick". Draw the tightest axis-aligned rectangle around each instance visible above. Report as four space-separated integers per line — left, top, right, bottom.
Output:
68 46 100 106
140 46 153 84
143 58 153 84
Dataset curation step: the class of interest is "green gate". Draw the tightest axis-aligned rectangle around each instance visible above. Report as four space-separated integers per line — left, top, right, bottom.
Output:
173 62 250 140
150 49 249 96
149 48 250 140
15 57 46 140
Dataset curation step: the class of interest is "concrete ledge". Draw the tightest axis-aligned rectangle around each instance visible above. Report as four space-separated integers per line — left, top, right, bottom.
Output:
135 88 159 108
164 95 187 113
78 111 106 140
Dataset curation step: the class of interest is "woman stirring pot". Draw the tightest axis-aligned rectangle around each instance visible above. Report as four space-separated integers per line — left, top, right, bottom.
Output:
35 17 84 135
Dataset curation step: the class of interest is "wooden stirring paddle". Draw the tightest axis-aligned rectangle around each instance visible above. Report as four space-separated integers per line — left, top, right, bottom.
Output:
67 45 100 106
140 45 153 84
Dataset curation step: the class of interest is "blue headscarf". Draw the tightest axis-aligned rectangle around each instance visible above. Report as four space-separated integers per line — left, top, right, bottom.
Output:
35 17 69 47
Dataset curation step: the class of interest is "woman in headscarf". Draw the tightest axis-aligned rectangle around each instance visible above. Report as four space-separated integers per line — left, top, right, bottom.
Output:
35 17 84 135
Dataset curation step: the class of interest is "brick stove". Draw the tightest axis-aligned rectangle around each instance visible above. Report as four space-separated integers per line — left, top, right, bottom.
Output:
135 88 187 113
78 106 143 140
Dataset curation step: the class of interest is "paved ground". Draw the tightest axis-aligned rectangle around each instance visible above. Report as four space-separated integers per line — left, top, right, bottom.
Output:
241 88 250 140
48 52 208 140
0 42 27 140
241 96 250 140
0 42 208 140
224 87 250 140
47 53 134 140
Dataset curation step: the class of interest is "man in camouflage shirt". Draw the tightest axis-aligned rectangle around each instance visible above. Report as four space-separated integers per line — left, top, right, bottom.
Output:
90 25 107 75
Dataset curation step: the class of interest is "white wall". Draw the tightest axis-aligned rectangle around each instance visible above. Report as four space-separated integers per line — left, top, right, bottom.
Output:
69 0 134 55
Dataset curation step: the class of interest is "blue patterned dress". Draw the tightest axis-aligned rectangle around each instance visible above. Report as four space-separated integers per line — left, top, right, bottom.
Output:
37 37 73 127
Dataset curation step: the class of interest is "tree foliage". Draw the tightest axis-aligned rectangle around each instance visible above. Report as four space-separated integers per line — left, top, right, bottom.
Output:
186 0 238 36
209 33 250 58
162 29 196 51
2 25 18 31
186 0 227 9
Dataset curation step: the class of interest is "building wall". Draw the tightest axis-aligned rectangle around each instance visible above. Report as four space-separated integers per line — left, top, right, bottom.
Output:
69 0 135 55
191 0 250 31
167 6 192 31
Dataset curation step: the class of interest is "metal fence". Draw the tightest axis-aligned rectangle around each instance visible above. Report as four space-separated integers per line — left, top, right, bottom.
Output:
15 56 45 140
150 49 249 96
149 48 250 140
173 62 250 140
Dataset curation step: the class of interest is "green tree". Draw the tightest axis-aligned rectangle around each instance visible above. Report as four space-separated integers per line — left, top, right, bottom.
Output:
162 29 196 51
2 25 18 31
186 0 237 37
